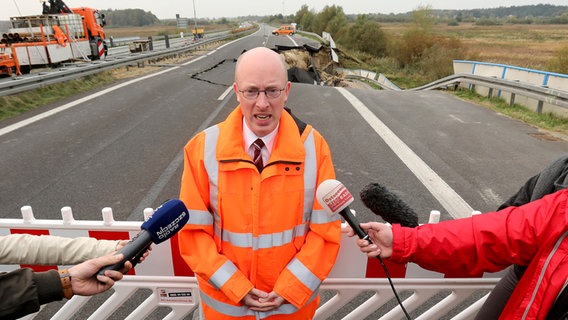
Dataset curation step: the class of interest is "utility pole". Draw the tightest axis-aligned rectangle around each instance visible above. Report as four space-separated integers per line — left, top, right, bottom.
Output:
192 0 198 40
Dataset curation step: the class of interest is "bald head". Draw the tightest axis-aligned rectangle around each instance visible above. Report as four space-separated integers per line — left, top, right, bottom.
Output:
235 47 287 83
232 46 291 137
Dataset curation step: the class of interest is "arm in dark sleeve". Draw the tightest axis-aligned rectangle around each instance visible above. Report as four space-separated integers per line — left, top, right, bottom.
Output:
498 173 540 210
0 269 63 320
499 155 568 210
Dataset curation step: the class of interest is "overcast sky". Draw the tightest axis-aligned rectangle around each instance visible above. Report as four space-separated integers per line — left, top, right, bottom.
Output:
3 1 567 21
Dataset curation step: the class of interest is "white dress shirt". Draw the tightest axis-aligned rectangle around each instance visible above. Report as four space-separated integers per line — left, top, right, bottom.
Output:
243 117 277 165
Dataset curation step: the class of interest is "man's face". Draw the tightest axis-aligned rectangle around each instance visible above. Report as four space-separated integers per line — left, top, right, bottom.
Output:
233 49 290 137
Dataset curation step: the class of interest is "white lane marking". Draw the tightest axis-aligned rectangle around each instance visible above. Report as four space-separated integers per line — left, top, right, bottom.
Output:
0 56 206 138
449 114 466 123
127 88 234 220
218 86 233 100
336 87 473 219
287 35 300 47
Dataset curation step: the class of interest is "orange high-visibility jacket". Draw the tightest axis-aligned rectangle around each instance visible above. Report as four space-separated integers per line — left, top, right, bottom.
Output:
179 106 341 319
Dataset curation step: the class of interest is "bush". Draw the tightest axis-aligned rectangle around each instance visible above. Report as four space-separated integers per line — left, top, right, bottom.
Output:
390 29 435 67
547 44 568 75
416 38 466 81
356 21 389 57
336 17 389 58
475 18 503 26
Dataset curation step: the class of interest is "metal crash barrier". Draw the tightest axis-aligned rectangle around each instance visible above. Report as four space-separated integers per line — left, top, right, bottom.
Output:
2 206 499 319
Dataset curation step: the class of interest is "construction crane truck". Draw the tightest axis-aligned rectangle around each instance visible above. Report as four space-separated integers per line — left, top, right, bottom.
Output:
0 0 107 76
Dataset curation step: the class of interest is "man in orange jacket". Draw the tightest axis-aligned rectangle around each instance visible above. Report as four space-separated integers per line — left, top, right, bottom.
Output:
178 47 341 319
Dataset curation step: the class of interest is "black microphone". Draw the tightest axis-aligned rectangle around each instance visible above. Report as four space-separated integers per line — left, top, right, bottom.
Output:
316 179 370 242
360 182 419 227
98 199 189 275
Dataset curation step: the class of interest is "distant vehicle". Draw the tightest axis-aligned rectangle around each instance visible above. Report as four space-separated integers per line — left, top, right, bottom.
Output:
192 27 204 39
272 25 295 36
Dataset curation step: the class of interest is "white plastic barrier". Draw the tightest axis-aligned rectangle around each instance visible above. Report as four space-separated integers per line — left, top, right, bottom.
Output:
52 276 201 320
0 206 454 279
2 206 499 319
17 276 497 320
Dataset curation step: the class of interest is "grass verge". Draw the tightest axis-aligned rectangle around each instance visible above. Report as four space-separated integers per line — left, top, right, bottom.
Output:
0 72 119 122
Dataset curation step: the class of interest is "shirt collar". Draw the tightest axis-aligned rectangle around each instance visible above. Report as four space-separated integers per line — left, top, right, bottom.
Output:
243 117 278 153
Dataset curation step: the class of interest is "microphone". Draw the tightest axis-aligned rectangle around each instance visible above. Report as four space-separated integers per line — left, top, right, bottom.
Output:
98 199 189 275
360 182 419 227
316 180 413 320
316 179 370 241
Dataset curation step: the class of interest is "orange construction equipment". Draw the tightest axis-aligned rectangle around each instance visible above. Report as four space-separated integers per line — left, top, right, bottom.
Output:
0 51 19 76
0 0 107 76
52 25 68 46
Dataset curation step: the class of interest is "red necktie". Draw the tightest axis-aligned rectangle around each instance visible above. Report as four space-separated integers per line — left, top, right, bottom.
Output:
252 138 264 172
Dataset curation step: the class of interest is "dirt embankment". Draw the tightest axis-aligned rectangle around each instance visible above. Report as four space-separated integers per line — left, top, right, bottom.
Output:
278 47 366 89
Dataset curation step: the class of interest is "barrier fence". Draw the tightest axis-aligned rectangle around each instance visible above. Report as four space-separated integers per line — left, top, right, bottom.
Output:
2 206 499 319
453 60 568 118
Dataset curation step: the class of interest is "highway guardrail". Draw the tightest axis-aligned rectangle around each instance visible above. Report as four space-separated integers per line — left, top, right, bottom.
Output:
0 30 247 97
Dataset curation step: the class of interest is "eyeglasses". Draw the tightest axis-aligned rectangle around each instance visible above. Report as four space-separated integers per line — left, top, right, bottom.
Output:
238 88 285 100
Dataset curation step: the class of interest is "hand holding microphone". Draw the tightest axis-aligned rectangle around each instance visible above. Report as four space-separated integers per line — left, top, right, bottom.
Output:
316 179 410 319
316 179 370 242
315 180 379 254
316 179 412 319
98 199 189 276
351 222 394 258
316 179 390 257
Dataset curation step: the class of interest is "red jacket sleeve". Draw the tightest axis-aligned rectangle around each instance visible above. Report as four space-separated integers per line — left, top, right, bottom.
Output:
390 189 568 277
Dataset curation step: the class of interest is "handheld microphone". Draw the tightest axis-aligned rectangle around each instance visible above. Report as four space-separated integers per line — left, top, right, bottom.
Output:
316 179 411 320
98 199 189 275
316 179 369 241
360 182 419 227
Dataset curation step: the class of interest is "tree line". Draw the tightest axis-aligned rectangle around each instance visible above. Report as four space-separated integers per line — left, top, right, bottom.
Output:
101 9 160 27
100 4 568 28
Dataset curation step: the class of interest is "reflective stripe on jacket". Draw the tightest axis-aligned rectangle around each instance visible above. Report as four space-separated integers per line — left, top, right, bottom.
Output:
391 189 568 320
179 106 341 319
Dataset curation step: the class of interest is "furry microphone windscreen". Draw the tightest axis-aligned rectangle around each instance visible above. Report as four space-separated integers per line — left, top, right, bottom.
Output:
360 182 419 227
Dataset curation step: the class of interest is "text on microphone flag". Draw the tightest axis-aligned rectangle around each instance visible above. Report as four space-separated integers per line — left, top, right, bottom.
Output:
321 181 354 212
157 210 188 241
